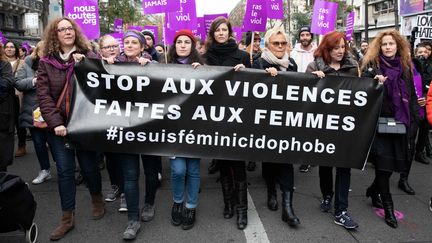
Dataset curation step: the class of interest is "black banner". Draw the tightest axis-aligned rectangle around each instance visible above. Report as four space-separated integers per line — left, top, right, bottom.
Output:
68 58 383 169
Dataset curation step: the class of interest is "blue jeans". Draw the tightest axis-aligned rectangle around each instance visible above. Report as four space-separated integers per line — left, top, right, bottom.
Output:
29 128 51 170
170 157 200 209
115 153 140 221
47 132 101 211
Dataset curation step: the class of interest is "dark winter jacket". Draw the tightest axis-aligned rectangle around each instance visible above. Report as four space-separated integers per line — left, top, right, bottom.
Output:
0 60 15 167
204 39 251 68
305 55 359 77
15 56 39 128
252 57 298 72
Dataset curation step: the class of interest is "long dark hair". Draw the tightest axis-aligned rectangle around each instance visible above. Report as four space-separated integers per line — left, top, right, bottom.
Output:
5 41 20 59
205 17 234 50
167 37 204 64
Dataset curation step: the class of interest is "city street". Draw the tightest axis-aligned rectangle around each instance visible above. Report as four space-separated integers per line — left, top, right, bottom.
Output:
1 141 432 243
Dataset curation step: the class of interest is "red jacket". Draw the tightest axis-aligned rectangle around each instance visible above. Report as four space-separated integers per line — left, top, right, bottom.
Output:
426 81 432 125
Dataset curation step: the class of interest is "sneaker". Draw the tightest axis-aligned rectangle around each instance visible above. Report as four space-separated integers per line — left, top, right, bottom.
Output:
299 164 311 173
123 220 141 240
334 211 359 229
105 185 120 202
119 193 128 212
141 203 155 222
32 170 51 184
320 195 332 212
429 197 432 212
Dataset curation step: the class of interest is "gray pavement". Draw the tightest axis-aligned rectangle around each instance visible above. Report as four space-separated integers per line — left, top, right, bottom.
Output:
1 141 432 243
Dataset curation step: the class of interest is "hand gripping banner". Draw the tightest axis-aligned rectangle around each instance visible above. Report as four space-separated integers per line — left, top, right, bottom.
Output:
68 58 383 169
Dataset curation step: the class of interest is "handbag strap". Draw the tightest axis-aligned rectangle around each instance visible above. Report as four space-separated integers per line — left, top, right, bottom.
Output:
55 80 69 115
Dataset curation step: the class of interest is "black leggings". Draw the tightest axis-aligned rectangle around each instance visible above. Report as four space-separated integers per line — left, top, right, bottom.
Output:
373 169 393 195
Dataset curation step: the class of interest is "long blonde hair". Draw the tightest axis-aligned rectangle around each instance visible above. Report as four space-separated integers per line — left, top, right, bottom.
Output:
360 29 411 72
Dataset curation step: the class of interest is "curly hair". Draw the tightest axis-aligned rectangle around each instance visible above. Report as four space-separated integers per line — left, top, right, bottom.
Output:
31 41 44 60
313 31 350 64
42 17 91 56
205 17 235 49
167 37 204 64
360 29 411 72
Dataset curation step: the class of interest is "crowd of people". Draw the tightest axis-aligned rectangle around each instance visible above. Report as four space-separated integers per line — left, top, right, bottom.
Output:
1 15 432 241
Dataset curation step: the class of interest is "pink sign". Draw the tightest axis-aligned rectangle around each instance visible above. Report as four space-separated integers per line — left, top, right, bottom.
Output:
310 0 338 35
345 12 355 41
267 0 284 19
143 26 159 44
114 18 123 33
142 0 181 14
243 0 267 32
64 0 100 40
192 17 206 41
128 26 143 32
232 27 243 42
167 0 197 30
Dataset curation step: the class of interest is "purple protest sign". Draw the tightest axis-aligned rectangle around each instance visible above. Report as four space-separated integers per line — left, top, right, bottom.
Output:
204 14 228 34
267 0 284 19
243 0 267 32
232 27 243 42
21 42 31 53
108 32 124 51
345 11 355 41
0 31 6 45
163 21 176 45
192 17 206 41
400 0 424 15
143 26 159 44
64 0 100 40
142 0 181 14
114 18 123 33
167 0 197 30
311 0 338 35
128 26 143 32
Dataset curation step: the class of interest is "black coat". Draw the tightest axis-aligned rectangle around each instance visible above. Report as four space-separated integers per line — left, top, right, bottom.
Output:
204 41 251 67
0 60 15 168
252 57 298 72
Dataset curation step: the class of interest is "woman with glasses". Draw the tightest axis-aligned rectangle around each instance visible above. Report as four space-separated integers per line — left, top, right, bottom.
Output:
204 16 250 230
251 26 300 227
306 31 360 230
36 17 104 240
0 42 15 172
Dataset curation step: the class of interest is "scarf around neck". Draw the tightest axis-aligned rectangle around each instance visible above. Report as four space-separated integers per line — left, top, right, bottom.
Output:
177 56 189 64
59 46 77 62
379 53 410 126
261 49 289 71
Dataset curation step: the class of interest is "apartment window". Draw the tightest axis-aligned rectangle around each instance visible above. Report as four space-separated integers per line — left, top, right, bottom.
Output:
373 1 394 14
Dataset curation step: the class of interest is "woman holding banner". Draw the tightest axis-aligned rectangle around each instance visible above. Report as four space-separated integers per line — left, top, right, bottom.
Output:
251 25 300 227
36 17 104 241
204 16 250 230
361 29 420 228
306 31 359 230
166 29 204 230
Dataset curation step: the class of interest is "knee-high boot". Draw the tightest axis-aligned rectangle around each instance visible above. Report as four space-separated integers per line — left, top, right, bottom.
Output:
265 177 278 211
236 181 248 230
281 191 300 226
381 193 398 228
366 182 383 209
221 175 235 219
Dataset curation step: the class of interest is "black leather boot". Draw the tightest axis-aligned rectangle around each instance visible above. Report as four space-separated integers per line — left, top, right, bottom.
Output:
366 184 383 209
221 175 235 219
266 179 278 211
281 191 300 226
398 175 415 195
426 144 432 157
415 150 430 164
236 181 248 230
381 193 398 228
181 207 196 230
171 202 183 226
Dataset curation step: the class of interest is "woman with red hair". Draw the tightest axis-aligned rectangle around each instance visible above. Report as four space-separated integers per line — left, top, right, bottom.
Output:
306 31 359 229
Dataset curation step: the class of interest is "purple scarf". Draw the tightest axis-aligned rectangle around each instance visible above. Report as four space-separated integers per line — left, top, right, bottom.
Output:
379 54 410 126
40 55 75 87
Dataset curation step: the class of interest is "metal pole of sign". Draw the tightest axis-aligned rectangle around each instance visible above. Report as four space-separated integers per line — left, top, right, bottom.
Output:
364 0 369 41
394 0 399 30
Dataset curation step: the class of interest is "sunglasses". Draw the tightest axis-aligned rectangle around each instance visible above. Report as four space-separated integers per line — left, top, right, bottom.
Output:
270 41 288 47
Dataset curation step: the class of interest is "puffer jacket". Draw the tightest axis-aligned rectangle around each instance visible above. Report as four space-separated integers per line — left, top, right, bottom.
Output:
15 55 38 128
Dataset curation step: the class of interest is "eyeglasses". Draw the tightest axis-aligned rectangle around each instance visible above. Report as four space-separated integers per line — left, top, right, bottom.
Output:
57 26 74 33
270 41 288 47
101 45 119 50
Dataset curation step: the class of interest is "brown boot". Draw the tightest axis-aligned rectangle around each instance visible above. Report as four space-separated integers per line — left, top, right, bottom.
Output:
91 193 105 220
15 145 26 157
50 211 75 241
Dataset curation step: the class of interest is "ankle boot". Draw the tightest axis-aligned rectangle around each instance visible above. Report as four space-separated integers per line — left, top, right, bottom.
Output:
236 181 248 230
265 179 278 211
398 176 415 195
15 145 26 157
91 193 105 220
381 193 398 228
221 175 235 219
281 191 300 226
366 184 383 209
50 210 75 241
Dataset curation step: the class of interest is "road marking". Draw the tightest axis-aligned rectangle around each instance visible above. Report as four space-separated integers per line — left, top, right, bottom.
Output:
244 190 270 243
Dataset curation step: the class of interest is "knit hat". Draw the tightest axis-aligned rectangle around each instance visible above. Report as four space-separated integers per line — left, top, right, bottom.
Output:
141 30 155 44
298 26 313 39
245 31 261 46
174 29 196 43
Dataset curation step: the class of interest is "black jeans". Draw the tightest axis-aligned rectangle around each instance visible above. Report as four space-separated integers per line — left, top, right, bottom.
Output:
141 154 161 205
416 119 430 153
319 166 351 215
105 152 125 193
262 162 294 192
14 96 26 147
